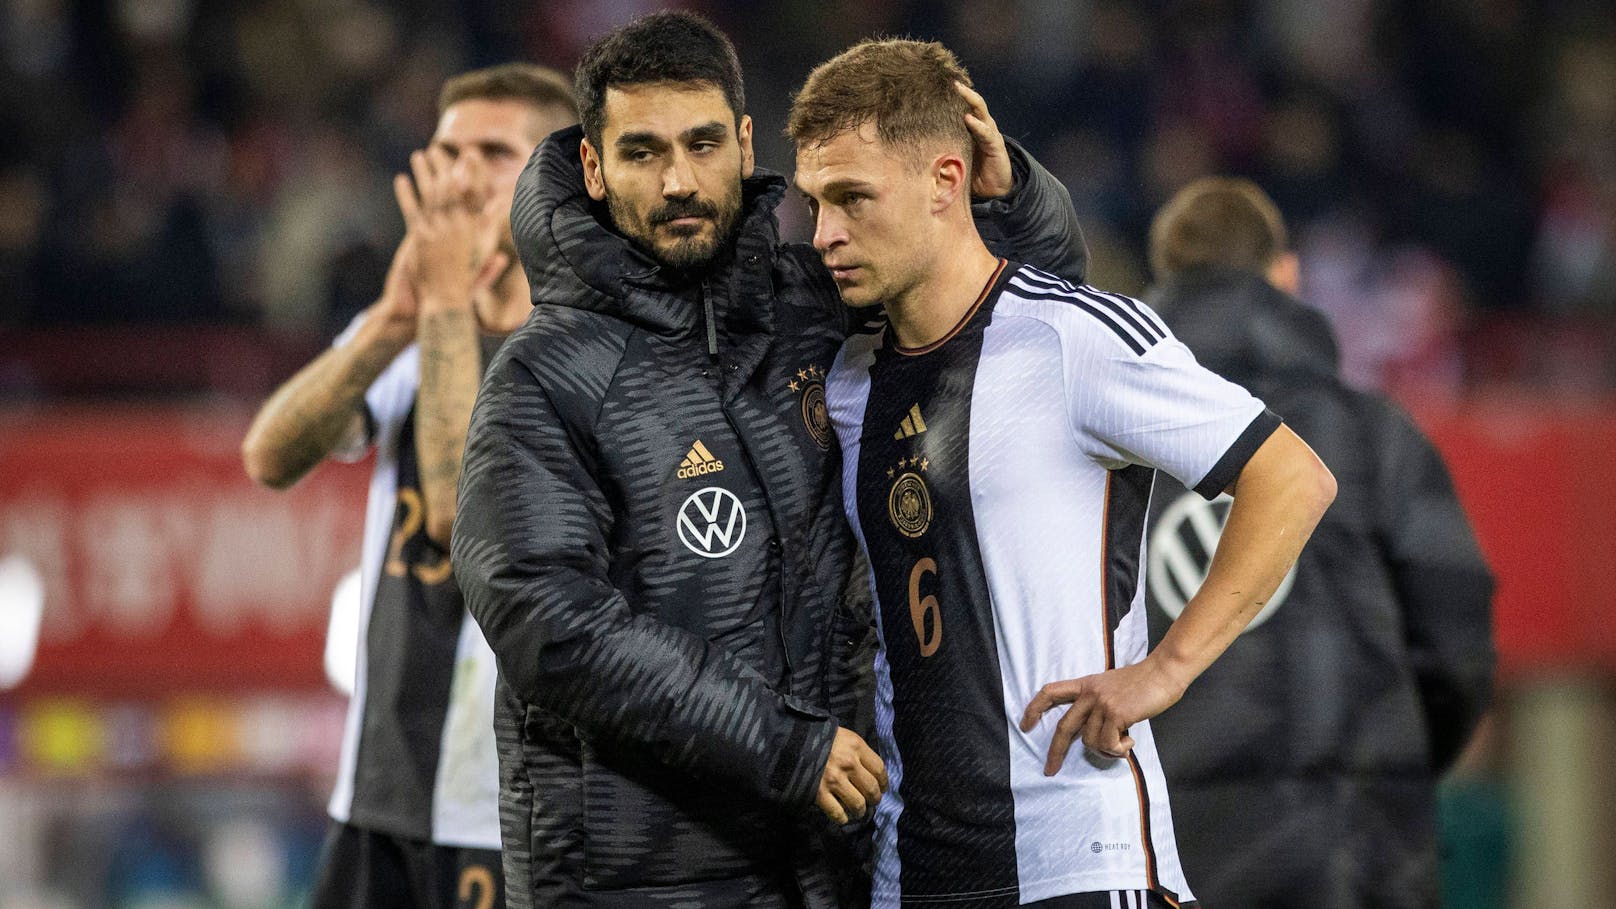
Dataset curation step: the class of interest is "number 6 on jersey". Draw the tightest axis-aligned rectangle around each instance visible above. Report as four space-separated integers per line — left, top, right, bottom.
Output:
908 557 942 656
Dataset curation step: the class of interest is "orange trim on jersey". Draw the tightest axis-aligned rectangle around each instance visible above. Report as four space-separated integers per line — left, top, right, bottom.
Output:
1126 751 1162 892
894 258 1008 356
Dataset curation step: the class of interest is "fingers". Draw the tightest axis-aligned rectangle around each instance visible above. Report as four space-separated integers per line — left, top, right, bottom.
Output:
1027 676 1139 775
859 744 889 793
956 82 997 137
393 173 421 229
816 785 848 826
1044 698 1089 776
816 727 887 825
409 150 437 211
471 250 510 294
851 760 884 807
817 771 877 825
1080 703 1111 756
954 80 989 121
1021 679 1077 732
827 771 868 820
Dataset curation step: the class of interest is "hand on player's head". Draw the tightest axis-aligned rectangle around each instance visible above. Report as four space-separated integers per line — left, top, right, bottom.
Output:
955 81 1012 200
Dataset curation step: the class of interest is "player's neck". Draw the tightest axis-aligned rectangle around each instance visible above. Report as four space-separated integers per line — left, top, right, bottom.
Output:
474 266 532 335
886 238 1000 351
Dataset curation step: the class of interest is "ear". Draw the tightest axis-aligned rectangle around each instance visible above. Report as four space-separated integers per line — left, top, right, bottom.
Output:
738 115 755 179
930 152 969 214
580 137 607 202
1265 251 1301 296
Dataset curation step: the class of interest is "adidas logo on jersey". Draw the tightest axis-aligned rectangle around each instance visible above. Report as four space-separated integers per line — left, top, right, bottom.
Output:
677 440 725 479
894 403 928 440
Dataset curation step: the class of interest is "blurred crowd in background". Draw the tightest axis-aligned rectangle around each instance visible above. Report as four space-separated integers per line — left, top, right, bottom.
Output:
3 0 1615 399
3 2 1615 907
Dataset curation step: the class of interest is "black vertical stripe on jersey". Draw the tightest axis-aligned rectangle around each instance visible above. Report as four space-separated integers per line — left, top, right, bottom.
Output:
1102 465 1155 647
350 401 466 839
855 282 1019 902
1102 463 1171 900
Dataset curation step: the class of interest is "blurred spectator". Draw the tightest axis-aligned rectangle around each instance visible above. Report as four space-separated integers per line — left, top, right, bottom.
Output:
1 0 1613 395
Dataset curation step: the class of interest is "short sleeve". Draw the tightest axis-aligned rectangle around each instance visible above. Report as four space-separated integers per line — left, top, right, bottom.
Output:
1060 302 1279 498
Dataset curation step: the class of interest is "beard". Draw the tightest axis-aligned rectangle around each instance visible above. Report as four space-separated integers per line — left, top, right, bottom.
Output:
606 178 744 272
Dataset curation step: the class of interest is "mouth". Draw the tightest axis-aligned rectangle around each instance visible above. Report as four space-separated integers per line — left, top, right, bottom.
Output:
826 265 861 281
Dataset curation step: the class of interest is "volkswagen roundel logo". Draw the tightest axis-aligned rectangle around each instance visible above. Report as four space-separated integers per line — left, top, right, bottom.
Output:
1149 492 1295 631
677 487 747 558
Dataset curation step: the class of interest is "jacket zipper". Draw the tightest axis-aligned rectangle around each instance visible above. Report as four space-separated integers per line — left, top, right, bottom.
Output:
700 280 719 357
701 279 795 694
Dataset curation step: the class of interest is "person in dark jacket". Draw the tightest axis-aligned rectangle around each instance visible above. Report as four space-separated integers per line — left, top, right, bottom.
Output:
1142 177 1496 909
449 12 1087 909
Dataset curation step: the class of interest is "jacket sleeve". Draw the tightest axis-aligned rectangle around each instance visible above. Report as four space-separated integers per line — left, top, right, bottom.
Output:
451 352 837 812
972 137 1087 285
1374 402 1496 773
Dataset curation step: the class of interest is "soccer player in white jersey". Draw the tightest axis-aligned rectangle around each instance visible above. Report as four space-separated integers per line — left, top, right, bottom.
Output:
242 65 576 909
790 41 1337 909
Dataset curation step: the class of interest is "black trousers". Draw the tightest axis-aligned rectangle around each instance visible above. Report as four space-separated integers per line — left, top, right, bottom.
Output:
309 821 504 909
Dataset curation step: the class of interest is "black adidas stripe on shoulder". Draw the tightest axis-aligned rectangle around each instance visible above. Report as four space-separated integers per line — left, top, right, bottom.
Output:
1007 267 1163 356
1015 267 1166 343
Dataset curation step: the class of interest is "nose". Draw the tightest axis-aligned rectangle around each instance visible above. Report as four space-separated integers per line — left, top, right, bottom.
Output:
811 206 845 254
662 150 697 198
449 154 488 201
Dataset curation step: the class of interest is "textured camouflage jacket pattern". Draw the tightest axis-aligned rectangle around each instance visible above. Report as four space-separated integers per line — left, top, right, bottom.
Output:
452 124 1085 908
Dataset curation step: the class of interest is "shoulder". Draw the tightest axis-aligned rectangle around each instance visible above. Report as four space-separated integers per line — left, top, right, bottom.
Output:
995 264 1171 359
487 305 630 414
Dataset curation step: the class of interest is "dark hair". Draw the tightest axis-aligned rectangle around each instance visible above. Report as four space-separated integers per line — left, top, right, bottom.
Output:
787 39 973 170
574 11 746 148
438 63 579 128
1148 177 1289 279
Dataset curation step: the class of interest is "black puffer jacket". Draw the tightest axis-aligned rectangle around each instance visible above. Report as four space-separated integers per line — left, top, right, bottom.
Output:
452 125 1084 909
1143 267 1495 909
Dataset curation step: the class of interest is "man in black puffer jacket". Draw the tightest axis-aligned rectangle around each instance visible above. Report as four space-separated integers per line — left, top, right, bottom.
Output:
450 12 1086 909
1142 178 1495 908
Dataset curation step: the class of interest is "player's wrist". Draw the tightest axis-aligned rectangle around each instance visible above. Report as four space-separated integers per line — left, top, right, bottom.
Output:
1143 646 1199 700
416 286 477 316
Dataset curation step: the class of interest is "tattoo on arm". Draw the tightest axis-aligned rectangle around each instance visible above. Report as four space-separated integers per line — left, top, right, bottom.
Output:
414 308 482 544
242 325 403 489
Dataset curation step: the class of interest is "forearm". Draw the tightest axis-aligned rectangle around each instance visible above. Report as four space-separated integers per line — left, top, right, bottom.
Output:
242 317 406 489
414 306 481 544
1153 428 1336 689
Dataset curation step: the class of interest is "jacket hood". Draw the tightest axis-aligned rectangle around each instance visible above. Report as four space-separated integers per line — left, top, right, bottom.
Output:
510 124 788 336
1145 265 1340 385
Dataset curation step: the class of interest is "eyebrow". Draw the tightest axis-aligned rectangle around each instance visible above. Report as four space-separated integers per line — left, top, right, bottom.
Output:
795 178 876 198
433 138 518 153
615 121 729 150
